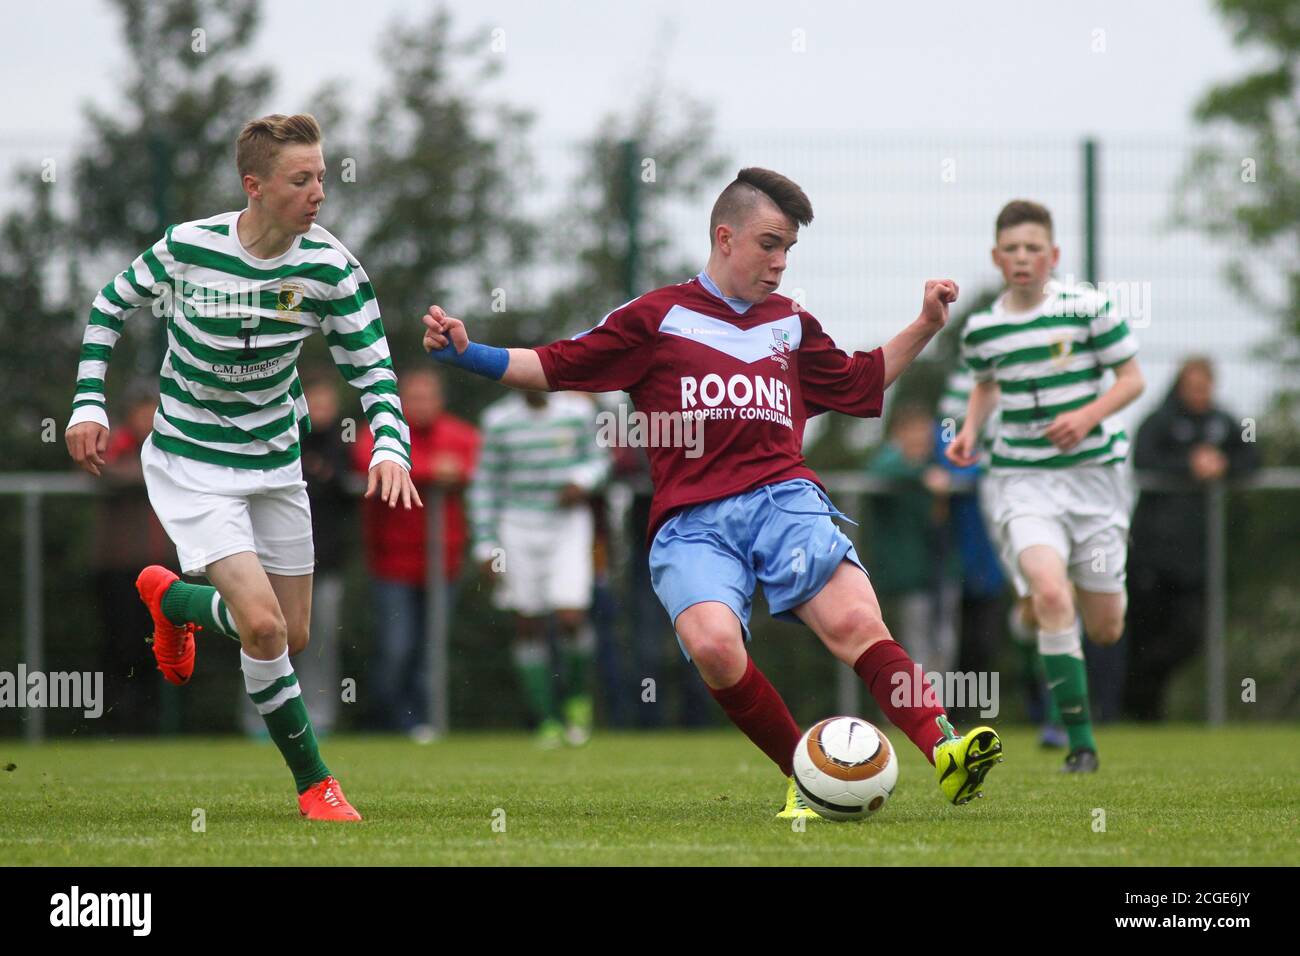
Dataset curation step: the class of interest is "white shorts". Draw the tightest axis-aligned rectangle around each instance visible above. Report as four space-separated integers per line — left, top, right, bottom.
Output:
494 508 593 616
985 464 1133 597
140 435 315 577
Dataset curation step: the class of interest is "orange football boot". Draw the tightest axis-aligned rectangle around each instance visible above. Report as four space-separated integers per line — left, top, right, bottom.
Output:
298 776 363 822
135 565 197 685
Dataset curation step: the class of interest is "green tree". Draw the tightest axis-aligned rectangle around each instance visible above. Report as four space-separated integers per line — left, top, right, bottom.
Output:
67 0 273 404
1178 0 1300 450
72 0 271 255
0 177 78 468
535 91 729 344
1177 0 1300 719
323 9 537 374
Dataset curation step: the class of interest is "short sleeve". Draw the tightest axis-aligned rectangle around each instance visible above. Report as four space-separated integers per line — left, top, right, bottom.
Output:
1088 298 1139 369
962 328 995 383
797 313 885 418
534 301 655 393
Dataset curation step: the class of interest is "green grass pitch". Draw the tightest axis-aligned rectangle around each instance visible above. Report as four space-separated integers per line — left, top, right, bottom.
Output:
2 726 1296 866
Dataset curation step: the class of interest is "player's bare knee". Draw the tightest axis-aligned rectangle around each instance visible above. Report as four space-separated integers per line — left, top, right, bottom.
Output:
1089 617 1124 646
1031 582 1074 623
244 610 288 651
825 604 889 663
684 631 745 686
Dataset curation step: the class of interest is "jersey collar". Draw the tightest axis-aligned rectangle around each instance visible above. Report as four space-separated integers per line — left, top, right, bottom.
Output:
697 271 754 315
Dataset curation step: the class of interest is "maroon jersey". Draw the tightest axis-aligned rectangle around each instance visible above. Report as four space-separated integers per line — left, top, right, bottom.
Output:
535 276 885 540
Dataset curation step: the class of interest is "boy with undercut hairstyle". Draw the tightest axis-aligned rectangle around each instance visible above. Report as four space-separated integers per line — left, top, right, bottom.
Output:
422 167 1006 817
66 113 422 819
947 199 1145 773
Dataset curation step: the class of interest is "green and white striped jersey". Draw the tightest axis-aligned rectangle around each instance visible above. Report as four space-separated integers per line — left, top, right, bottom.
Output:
68 211 411 473
962 282 1139 470
469 393 610 562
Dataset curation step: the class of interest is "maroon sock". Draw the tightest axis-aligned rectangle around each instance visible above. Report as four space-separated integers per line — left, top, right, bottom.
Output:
854 639 947 766
708 657 802 777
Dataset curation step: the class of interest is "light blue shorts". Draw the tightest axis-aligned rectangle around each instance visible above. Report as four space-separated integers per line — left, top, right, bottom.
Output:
649 478 866 659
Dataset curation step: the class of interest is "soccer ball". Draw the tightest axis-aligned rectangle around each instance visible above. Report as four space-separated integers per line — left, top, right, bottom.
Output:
792 716 898 821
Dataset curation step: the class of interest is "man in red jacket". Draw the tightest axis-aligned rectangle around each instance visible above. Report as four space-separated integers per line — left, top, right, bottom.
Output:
353 367 479 737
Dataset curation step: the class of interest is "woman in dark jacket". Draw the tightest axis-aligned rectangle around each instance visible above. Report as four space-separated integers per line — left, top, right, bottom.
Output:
1124 357 1259 720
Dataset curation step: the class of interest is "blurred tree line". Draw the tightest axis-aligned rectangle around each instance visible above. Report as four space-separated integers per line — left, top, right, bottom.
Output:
1 0 1296 735
1177 0 1300 717
0 0 734 734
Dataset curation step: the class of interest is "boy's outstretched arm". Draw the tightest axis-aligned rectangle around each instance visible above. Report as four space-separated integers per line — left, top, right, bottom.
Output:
421 305 550 391
946 379 1000 468
881 279 959 389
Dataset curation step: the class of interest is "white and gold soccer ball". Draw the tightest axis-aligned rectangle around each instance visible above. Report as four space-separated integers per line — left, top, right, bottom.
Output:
792 716 898 821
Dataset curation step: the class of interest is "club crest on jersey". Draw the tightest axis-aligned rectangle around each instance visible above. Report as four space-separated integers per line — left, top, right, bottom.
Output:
1049 334 1074 367
277 281 306 313
769 328 792 370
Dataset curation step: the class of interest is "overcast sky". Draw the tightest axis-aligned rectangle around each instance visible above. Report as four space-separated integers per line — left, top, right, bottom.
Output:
2 1 1283 424
2 0 1258 141
5 0 1256 140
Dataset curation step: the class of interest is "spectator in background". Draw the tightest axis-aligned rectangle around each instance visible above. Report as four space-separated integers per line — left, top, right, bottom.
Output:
354 367 479 739
469 390 609 748
1124 357 1259 721
868 402 961 677
93 391 177 733
242 373 353 737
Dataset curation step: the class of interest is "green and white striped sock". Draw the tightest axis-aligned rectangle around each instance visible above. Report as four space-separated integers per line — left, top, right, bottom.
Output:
1038 621 1096 752
241 649 330 794
161 580 240 641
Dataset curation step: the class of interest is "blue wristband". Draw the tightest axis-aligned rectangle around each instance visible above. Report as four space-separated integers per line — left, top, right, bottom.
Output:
429 341 509 380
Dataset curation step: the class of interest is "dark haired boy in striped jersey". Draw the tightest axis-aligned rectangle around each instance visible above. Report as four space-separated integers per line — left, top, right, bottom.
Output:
947 200 1145 773
65 114 422 820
